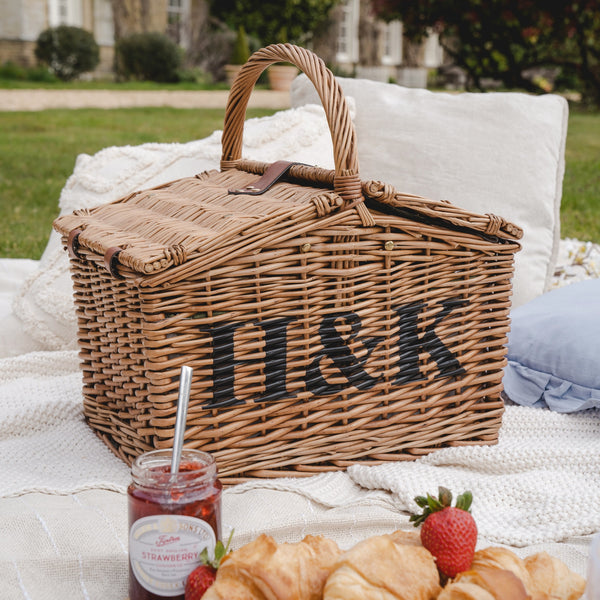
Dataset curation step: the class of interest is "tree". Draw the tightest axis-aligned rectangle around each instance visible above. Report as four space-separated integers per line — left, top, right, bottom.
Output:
230 26 251 65
109 0 164 41
371 0 600 105
207 0 342 47
546 3 600 104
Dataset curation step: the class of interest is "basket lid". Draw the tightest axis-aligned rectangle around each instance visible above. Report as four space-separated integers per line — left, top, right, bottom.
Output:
53 43 521 279
53 158 522 279
53 163 336 277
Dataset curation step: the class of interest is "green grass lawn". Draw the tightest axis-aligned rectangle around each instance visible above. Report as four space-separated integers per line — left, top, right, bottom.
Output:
0 107 276 258
0 78 231 91
560 108 600 242
0 104 598 259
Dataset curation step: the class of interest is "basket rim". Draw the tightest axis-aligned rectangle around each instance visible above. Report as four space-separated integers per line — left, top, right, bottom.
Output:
53 159 522 279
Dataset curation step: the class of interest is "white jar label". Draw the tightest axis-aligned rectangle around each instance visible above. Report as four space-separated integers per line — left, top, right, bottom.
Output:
129 514 216 597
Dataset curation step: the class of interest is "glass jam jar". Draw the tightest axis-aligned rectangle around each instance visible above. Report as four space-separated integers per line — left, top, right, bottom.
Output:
128 449 222 600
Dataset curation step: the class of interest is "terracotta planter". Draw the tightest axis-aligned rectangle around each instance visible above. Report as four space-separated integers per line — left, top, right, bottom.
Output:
267 65 299 91
224 64 243 87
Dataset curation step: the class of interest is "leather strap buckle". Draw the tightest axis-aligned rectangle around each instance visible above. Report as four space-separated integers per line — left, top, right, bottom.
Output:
67 229 84 259
104 247 124 279
228 160 305 195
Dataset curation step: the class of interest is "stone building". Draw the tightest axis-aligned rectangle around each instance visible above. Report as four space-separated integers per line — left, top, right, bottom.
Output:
0 0 442 86
0 0 115 74
313 0 444 87
0 0 202 76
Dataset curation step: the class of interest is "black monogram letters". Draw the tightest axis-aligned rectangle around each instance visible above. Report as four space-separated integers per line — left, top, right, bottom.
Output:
206 317 294 408
393 299 467 385
305 313 378 396
198 298 467 409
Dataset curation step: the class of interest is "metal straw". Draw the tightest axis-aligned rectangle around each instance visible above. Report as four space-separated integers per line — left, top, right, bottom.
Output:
170 365 193 476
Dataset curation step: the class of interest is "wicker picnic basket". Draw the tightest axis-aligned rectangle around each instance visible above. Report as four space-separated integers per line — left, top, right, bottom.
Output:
54 44 522 484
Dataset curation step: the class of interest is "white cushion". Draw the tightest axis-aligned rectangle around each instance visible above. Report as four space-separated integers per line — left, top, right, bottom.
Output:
11 103 345 351
291 75 569 308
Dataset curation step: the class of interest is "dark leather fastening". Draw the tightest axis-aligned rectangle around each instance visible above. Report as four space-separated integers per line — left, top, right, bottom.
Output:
104 247 124 279
67 228 83 259
228 160 305 195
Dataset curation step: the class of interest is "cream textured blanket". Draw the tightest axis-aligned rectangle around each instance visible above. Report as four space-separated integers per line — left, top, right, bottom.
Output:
2 345 599 549
348 405 600 546
1 97 599 596
2 249 599 599
0 346 597 599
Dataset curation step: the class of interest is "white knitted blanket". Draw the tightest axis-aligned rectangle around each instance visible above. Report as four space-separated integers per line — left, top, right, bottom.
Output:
1 344 599 547
347 404 600 546
1 237 600 549
0 95 599 556
0 350 130 496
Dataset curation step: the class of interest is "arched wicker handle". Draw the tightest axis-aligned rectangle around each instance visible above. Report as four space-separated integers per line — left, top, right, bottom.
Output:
220 43 363 206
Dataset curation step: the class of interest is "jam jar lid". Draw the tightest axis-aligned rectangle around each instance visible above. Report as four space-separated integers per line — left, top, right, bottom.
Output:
131 448 218 492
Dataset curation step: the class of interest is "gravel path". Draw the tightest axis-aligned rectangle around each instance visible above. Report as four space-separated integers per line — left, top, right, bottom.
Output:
0 89 291 111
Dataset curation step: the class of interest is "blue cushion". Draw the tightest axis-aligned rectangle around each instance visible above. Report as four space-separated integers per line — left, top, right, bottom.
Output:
503 278 600 412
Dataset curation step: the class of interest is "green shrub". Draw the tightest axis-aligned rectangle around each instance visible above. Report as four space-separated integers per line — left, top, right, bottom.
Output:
0 61 27 80
115 32 182 83
176 67 213 84
35 25 99 81
26 66 59 82
0 61 58 83
230 26 250 65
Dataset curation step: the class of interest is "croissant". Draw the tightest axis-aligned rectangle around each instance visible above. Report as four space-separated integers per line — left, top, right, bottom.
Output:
323 529 441 600
524 551 586 600
438 547 586 600
469 547 535 593
437 566 530 600
201 533 341 600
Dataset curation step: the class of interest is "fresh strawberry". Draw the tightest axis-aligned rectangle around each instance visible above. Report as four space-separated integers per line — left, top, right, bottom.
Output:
185 564 216 600
410 486 478 579
185 531 233 600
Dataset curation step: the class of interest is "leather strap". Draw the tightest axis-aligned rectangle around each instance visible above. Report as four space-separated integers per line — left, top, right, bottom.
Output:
229 161 304 195
104 247 124 279
67 229 83 259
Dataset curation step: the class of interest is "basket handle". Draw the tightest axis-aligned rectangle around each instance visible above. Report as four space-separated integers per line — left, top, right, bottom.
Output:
220 43 363 208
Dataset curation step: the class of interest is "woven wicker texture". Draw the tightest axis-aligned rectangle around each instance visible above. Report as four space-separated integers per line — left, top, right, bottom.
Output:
54 44 522 483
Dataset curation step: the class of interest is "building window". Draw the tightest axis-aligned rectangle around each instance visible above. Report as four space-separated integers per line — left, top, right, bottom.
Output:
58 0 68 22
381 20 402 66
48 0 83 27
167 0 190 47
336 0 359 65
423 30 444 68
93 0 114 46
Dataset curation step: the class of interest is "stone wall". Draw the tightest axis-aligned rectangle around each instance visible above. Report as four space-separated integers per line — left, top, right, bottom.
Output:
96 45 114 77
0 0 47 41
0 0 172 76
0 40 37 68
111 0 168 40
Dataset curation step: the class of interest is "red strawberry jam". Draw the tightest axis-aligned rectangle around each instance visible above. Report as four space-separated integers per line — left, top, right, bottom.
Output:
128 449 222 600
